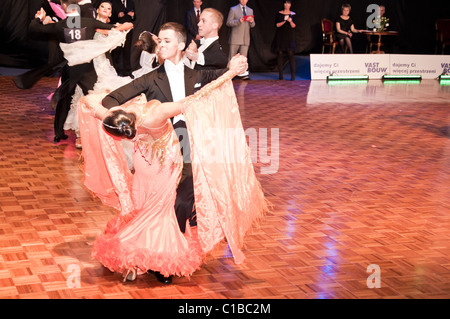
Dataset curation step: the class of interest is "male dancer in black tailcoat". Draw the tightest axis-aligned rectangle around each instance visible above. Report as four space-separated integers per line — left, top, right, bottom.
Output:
28 0 132 142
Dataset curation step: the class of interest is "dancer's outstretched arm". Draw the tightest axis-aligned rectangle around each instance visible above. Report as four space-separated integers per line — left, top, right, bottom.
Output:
139 54 248 129
80 54 247 135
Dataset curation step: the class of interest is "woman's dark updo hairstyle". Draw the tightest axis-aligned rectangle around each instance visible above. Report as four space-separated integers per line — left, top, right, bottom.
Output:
96 1 112 8
103 110 137 140
134 31 158 53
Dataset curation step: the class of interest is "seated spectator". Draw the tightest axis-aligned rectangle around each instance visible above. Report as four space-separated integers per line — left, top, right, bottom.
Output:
335 3 362 54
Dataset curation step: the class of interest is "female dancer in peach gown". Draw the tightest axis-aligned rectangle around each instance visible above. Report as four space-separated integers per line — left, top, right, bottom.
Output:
79 57 268 282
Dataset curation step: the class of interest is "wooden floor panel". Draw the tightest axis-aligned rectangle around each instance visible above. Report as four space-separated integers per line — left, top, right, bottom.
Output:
0 76 450 299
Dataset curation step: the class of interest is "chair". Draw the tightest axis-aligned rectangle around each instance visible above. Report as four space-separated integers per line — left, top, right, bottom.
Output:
321 18 347 54
321 18 338 53
435 19 450 54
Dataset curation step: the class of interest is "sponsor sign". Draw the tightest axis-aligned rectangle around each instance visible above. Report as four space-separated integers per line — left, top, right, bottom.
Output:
310 54 450 80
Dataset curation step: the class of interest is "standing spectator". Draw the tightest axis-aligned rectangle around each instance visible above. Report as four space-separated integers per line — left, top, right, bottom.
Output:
226 0 255 79
110 0 135 75
272 0 296 81
110 0 134 23
185 0 202 45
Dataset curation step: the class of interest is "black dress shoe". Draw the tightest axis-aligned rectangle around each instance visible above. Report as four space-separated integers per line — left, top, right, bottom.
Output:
54 134 69 143
154 271 172 284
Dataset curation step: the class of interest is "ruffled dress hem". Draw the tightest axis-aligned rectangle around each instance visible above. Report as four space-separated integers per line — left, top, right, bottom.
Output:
92 224 204 278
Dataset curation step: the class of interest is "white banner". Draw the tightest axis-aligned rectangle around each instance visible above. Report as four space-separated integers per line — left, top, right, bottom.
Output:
306 80 443 105
310 54 450 80
310 54 390 79
390 54 450 79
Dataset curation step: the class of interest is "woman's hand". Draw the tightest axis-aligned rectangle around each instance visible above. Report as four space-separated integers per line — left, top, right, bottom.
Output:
35 8 47 21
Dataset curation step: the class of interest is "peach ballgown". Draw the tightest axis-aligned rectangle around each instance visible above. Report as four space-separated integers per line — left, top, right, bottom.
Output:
78 71 267 278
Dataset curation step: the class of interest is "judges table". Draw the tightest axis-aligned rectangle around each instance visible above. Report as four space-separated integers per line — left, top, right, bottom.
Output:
361 30 399 54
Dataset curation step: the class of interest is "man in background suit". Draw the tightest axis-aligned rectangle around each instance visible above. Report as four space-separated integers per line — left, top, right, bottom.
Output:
78 0 96 18
110 0 134 23
185 0 202 45
110 0 135 75
226 0 255 79
184 8 228 70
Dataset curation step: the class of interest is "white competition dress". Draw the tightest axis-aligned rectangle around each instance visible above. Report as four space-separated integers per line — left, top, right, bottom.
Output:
61 29 158 137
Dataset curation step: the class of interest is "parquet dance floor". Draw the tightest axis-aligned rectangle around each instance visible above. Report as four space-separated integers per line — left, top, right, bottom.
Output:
0 75 449 299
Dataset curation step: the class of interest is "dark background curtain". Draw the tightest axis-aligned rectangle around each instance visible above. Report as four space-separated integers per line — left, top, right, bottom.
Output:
1 0 450 71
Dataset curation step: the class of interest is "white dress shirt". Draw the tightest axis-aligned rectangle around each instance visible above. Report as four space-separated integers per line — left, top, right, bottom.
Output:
196 36 219 66
164 59 186 124
183 36 219 69
240 5 247 16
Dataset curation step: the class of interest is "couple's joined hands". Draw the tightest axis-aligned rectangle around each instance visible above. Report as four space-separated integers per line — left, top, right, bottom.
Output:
185 40 199 61
229 54 248 75
184 41 248 74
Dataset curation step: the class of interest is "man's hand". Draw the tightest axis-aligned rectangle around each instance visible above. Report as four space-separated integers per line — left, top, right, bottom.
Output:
43 16 54 25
